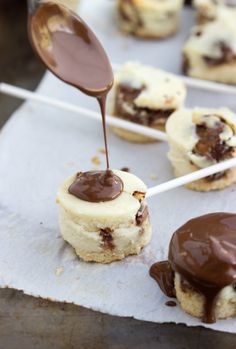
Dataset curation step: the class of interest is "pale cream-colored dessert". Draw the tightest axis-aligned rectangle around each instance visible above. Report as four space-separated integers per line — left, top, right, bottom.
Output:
166 108 236 191
183 11 236 84
57 170 152 263
194 0 236 23
117 0 184 39
110 62 186 143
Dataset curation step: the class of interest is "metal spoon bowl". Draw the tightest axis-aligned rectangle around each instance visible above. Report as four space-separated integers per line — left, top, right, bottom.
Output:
28 1 114 97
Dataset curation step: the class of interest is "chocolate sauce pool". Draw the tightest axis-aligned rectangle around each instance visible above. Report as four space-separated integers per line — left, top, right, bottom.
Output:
69 170 123 203
150 213 236 323
29 2 123 202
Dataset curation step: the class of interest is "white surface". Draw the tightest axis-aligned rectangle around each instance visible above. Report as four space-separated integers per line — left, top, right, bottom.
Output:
0 0 236 333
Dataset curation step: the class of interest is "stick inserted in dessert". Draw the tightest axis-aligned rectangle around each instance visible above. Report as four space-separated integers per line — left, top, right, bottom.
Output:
150 213 236 323
29 2 152 263
117 0 184 39
57 170 151 263
183 11 236 84
166 107 236 191
110 62 186 143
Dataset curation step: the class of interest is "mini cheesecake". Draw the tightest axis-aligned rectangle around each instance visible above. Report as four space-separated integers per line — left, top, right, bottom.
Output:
110 62 186 143
150 213 236 323
57 170 152 263
194 0 236 23
183 11 236 84
166 108 236 191
117 0 184 39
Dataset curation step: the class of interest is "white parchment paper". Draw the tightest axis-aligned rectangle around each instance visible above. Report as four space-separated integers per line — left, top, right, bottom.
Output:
0 0 236 333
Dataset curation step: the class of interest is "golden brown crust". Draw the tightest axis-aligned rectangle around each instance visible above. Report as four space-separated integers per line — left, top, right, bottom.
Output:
175 273 236 320
73 244 146 263
171 146 236 192
110 125 161 143
183 167 236 192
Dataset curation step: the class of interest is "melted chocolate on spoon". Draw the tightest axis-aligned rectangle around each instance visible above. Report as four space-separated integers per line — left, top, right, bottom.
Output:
150 213 236 323
29 2 123 202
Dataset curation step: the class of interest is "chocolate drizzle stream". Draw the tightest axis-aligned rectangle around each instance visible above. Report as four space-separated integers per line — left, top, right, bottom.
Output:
150 213 236 323
29 3 123 202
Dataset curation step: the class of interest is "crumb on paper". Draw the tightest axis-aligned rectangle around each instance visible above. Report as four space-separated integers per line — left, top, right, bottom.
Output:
91 156 101 166
121 167 130 172
98 148 106 154
150 174 158 181
55 267 64 277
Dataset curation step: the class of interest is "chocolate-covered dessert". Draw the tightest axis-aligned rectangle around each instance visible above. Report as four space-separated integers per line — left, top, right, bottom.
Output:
150 213 236 323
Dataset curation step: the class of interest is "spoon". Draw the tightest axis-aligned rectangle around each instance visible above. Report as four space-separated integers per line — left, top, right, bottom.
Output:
28 1 114 97
28 1 114 169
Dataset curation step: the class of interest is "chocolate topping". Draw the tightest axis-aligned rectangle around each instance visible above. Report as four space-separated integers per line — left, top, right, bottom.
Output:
69 170 123 203
193 117 234 181
203 42 236 66
100 228 114 250
180 277 199 293
194 120 233 163
136 203 149 226
115 84 175 127
169 213 236 323
150 261 176 298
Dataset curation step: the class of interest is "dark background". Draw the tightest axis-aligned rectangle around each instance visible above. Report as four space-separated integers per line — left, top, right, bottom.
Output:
0 1 236 348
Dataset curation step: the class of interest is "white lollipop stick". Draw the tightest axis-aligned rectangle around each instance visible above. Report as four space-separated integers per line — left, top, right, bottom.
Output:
0 82 167 142
111 62 236 95
147 158 236 198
